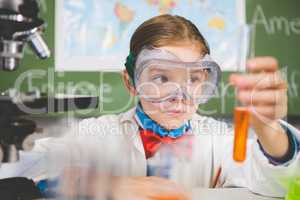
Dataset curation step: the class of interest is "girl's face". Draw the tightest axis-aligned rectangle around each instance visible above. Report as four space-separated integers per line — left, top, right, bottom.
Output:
139 44 203 130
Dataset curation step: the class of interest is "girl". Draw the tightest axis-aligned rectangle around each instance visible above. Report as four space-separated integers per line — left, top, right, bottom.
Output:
1 14 299 199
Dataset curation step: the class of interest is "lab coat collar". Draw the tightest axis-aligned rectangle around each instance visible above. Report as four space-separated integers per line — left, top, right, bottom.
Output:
119 107 136 124
118 106 207 154
119 107 145 155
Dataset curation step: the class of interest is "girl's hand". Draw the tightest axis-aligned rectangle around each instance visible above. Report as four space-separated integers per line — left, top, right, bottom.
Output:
229 57 290 159
113 176 191 200
61 167 190 200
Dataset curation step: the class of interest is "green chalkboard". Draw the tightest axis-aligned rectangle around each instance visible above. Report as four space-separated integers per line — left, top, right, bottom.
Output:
247 0 300 116
0 0 299 117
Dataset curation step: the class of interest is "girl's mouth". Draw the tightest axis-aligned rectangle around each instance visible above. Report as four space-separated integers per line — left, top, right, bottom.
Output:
165 110 185 117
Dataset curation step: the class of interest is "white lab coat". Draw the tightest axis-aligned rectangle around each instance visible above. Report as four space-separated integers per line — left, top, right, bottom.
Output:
0 107 299 198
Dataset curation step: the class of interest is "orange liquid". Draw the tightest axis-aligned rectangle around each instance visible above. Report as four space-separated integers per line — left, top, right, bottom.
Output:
233 107 250 162
152 198 180 200
150 194 186 200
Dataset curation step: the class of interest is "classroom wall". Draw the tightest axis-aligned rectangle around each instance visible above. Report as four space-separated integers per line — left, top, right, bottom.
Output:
0 0 299 117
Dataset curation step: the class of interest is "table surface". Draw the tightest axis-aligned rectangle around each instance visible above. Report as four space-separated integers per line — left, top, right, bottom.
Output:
192 188 283 200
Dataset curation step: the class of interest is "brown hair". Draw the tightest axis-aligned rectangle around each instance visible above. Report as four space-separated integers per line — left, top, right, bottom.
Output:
130 14 209 57
126 14 210 82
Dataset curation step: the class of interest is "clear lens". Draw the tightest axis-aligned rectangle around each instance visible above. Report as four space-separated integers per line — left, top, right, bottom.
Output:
134 48 221 104
136 64 213 103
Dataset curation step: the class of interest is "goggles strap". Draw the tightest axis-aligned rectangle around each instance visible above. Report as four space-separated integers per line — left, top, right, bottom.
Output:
125 52 136 86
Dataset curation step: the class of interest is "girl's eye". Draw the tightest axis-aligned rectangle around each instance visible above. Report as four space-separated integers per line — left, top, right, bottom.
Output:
189 71 208 84
152 75 169 84
189 76 202 84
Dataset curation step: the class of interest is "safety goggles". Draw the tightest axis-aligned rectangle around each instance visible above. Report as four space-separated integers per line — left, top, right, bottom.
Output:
134 47 221 104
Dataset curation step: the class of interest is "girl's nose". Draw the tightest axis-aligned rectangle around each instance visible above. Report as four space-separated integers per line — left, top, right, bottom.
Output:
167 92 194 106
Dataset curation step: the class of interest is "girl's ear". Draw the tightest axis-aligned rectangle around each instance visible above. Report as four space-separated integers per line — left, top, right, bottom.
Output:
122 69 137 96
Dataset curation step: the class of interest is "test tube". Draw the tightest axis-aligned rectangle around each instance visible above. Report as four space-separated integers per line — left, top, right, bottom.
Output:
233 106 250 162
233 25 254 163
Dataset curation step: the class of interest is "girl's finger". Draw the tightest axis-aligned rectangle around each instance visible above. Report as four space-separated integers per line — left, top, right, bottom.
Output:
247 57 279 73
249 104 287 121
230 72 286 90
238 89 287 105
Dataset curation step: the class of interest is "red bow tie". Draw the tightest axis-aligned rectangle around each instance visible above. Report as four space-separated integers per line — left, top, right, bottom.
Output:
139 129 193 159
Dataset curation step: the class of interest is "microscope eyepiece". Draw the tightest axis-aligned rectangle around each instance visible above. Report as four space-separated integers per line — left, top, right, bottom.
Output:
0 0 50 71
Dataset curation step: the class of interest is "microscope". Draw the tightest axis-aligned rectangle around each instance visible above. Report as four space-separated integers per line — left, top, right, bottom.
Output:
0 1 98 199
0 0 50 71
0 0 51 164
